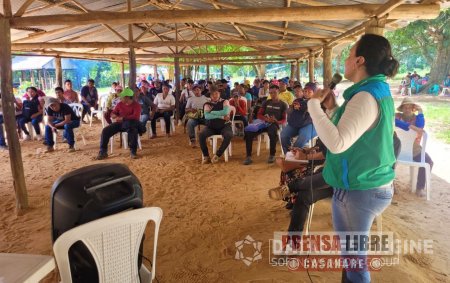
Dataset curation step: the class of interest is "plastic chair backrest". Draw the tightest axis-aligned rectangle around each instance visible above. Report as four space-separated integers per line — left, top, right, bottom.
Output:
68 103 83 118
53 207 162 283
396 128 427 163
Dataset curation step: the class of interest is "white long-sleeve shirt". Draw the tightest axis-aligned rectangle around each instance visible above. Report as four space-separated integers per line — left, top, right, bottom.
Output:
307 92 379 154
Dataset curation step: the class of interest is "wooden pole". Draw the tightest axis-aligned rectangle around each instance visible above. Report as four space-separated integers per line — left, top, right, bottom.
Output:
206 64 210 80
0 17 28 213
128 49 136 88
323 45 333 87
55 56 63 87
153 65 158 80
220 65 224 79
296 59 300 82
120 61 125 86
30 69 35 85
10 4 441 27
308 52 315 83
174 57 181 121
290 63 296 80
365 16 387 36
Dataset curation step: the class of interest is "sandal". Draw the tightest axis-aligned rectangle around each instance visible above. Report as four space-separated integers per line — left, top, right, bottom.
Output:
268 185 291 201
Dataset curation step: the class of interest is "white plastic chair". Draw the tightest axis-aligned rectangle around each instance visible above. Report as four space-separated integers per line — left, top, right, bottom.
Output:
396 128 431 200
440 87 449 96
90 95 107 128
110 132 142 154
158 114 176 134
256 126 284 157
53 207 162 283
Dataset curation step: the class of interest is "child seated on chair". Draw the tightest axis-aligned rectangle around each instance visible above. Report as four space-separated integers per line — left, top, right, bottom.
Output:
270 138 332 233
395 98 433 197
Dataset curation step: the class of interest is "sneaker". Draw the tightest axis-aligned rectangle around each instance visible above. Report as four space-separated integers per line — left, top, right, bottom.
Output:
267 155 275 164
45 146 54 153
130 152 138 159
211 154 219 164
35 135 42 141
243 157 253 165
68 146 76 153
23 135 31 141
190 140 197 148
202 156 211 164
95 151 108 160
42 140 48 146
285 201 294 210
62 138 68 143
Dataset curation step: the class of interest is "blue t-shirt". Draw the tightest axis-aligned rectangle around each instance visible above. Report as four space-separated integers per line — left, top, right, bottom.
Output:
287 98 312 128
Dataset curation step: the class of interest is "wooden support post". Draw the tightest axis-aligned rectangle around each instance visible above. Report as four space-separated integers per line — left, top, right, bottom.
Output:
206 64 210 80
0 17 28 213
30 69 35 85
153 65 158 80
308 52 315 83
365 16 387 36
323 45 333 87
174 57 181 121
296 59 301 82
290 63 296 80
120 61 125 87
128 48 136 88
55 56 63 87
220 65 224 79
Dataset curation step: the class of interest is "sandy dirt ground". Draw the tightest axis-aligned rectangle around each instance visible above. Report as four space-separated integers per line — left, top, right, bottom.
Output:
0 85 449 282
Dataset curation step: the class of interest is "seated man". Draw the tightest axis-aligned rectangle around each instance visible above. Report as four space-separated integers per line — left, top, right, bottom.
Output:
19 86 43 140
95 87 142 160
104 85 122 125
185 84 210 147
136 87 155 128
243 85 287 165
43 97 80 152
280 82 317 154
151 83 175 138
80 79 98 123
63 80 79 103
199 85 232 164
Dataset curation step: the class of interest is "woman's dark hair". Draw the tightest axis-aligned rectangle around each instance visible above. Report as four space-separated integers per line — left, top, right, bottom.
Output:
356 34 399 78
26 86 37 92
54 87 64 92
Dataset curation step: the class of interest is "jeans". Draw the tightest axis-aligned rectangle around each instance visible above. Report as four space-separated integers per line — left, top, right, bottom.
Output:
281 123 317 154
287 172 333 232
19 115 43 135
140 114 151 128
333 184 393 283
186 118 204 141
100 120 139 154
199 124 233 157
413 152 433 190
44 119 80 147
0 116 6 146
151 111 173 134
244 123 279 157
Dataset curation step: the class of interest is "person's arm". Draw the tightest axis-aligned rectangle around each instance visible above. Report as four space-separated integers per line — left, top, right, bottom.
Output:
54 114 72 127
47 115 56 128
395 118 411 131
308 91 379 154
166 95 176 112
415 113 425 128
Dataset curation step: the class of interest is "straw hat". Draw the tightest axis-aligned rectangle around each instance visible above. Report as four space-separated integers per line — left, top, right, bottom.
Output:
397 97 418 112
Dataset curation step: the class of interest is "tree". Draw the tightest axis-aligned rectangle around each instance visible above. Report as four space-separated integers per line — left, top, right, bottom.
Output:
386 9 450 93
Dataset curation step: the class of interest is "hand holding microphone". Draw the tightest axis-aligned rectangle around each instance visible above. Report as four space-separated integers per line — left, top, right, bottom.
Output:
311 73 342 109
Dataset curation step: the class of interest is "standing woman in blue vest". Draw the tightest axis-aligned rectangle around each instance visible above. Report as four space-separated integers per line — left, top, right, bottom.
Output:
307 34 399 283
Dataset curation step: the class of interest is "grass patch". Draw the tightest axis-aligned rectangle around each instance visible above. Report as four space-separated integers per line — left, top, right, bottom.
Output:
419 101 450 144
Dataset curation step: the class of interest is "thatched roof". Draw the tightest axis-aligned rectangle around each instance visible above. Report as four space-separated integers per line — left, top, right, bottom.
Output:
4 0 445 65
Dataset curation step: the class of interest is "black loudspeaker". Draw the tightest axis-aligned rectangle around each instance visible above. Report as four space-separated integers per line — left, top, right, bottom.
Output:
51 163 144 283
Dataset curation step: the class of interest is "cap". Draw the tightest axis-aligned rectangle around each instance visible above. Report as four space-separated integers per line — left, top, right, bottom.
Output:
44 96 59 109
278 78 289 84
119 87 134 97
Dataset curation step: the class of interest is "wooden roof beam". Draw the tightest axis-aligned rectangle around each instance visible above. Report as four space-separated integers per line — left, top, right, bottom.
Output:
10 5 441 27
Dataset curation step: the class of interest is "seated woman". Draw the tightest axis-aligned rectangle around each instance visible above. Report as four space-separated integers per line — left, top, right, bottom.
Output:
280 82 317 154
104 85 122 125
151 83 175 138
395 98 433 197
19 87 43 140
271 138 333 233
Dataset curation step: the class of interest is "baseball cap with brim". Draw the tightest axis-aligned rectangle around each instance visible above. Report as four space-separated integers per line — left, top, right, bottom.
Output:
278 78 289 84
119 87 134 97
397 97 418 112
44 96 59 109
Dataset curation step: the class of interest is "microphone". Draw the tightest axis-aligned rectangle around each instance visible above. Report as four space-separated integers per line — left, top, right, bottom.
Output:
329 73 343 90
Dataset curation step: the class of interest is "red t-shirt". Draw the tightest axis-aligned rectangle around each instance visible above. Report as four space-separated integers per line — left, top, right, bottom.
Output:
112 101 141 121
229 98 247 116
